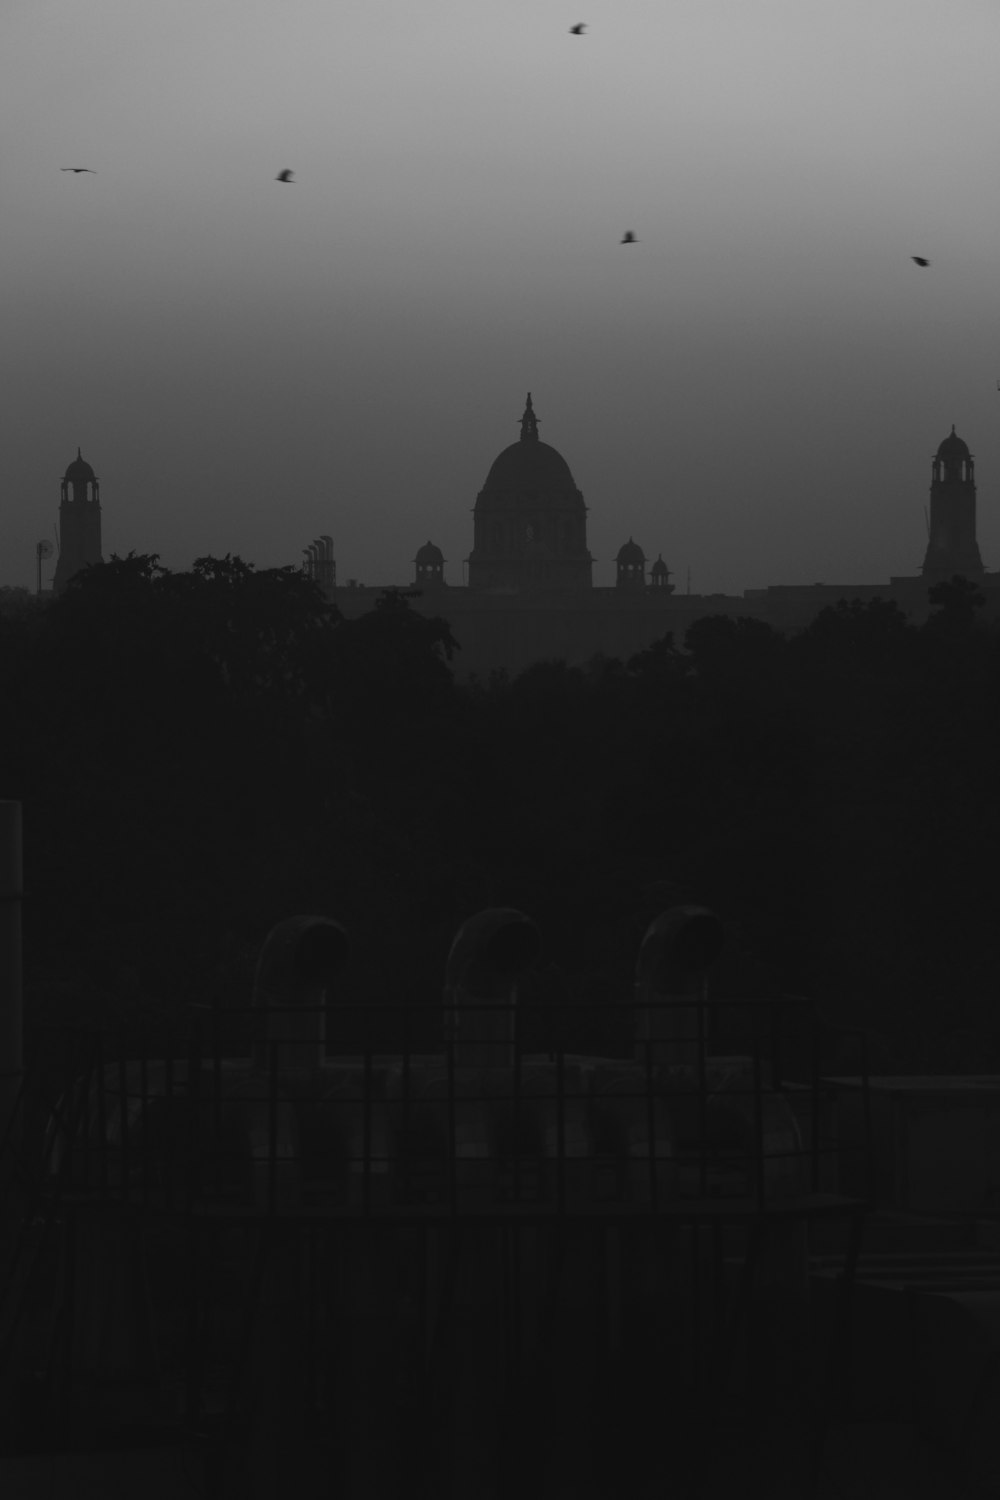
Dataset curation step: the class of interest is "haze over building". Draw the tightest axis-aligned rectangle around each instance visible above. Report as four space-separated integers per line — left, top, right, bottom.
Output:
46 399 998 675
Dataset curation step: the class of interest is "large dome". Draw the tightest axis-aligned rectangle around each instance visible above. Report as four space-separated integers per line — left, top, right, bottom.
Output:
937 425 971 460
481 439 576 495
475 393 584 513
467 394 593 592
616 537 645 565
64 447 96 482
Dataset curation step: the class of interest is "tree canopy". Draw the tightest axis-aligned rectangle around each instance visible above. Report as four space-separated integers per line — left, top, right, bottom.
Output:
3 561 998 1069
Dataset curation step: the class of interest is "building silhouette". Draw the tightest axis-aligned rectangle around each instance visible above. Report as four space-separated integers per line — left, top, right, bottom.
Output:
53 449 102 594
322 400 1000 678
44 411 999 674
467 393 594 591
922 425 984 584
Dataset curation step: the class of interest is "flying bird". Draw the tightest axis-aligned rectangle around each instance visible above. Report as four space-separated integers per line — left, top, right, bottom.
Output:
911 256 930 267
570 23 586 33
61 167 95 173
621 231 637 244
276 169 295 183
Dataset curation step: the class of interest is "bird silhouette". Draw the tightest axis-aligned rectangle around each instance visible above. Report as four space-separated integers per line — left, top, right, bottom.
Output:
621 231 637 244
61 167 95 173
276 169 295 183
911 256 930 267
570 23 586 33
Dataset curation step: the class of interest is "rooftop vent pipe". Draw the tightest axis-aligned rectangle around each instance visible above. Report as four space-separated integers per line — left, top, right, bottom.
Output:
634 905 725 1067
444 908 541 1069
252 915 351 1073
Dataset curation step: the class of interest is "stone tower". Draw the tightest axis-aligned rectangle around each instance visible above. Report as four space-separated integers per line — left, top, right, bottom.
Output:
467 394 593 591
922 427 984 584
53 449 103 594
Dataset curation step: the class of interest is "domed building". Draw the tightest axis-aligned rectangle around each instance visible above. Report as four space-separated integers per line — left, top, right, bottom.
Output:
467 394 593 591
321 401 1000 679
53 448 103 594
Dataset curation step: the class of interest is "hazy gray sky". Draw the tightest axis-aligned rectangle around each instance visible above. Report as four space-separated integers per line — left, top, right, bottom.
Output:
4 0 1000 593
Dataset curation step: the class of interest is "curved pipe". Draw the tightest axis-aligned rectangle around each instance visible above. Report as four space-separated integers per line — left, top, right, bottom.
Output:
444 908 540 1069
252 915 350 1072
634 905 725 1067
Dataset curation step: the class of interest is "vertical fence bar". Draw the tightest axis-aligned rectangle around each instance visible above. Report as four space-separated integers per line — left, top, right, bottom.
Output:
138 1023 149 1209
751 1014 765 1210
56 1203 77 1448
212 1002 223 1199
697 996 708 1199
446 1022 457 1221
555 1047 565 1218
769 999 781 1091
810 1010 823 1195
268 1039 279 1215
184 1218 204 1432
118 1046 130 1202
304 1224 318 1426
362 1043 373 1217
188 1027 202 1208
401 1003 412 1200
861 1029 874 1204
512 1006 522 1203
78 1033 91 1194
644 1036 656 1209
164 1050 176 1212
690 1222 703 1394
95 1030 108 1196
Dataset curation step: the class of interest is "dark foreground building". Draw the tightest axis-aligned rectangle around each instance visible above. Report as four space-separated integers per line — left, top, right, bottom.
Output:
6 905 1000 1497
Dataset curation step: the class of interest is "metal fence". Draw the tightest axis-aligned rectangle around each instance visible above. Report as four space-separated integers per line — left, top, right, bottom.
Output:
12 994 873 1221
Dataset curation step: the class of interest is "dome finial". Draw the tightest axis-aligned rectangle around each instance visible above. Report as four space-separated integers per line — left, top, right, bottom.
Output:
77 446 82 460
519 392 539 442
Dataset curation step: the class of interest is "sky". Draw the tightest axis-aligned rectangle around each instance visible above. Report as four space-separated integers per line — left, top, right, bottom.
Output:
4 0 1000 595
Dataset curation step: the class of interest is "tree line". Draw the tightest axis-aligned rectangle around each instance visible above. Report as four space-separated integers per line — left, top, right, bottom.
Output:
2 556 996 1071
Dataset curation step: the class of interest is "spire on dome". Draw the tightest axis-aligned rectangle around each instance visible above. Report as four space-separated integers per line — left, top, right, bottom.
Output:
519 392 539 442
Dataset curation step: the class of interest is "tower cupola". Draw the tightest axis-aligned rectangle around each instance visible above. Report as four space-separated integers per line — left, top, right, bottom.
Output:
53 448 103 594
922 426 984 583
650 553 674 592
615 538 646 590
414 540 445 588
